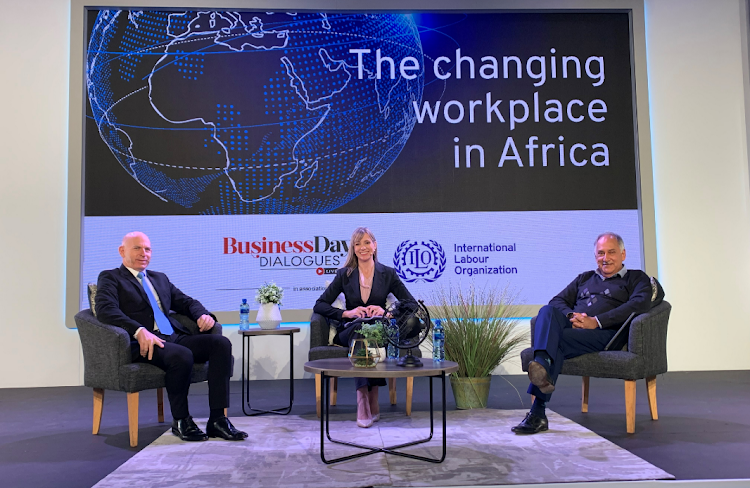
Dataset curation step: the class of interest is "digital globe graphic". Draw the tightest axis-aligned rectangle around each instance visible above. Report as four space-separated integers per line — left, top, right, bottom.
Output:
87 11 424 214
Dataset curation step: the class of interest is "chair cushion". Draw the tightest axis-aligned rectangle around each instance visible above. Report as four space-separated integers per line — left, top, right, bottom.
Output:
520 346 644 380
118 362 212 393
88 283 98 317
309 345 349 361
650 276 665 308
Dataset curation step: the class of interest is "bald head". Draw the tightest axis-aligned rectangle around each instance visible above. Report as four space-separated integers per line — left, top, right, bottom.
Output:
119 232 152 271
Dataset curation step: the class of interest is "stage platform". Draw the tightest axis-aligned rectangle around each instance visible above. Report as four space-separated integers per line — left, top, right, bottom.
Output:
0 371 748 487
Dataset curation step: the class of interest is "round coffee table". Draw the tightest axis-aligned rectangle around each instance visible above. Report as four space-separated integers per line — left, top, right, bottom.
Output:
304 357 458 464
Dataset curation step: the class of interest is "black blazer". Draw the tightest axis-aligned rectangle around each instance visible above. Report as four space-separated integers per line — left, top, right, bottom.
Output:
95 264 214 338
313 262 414 322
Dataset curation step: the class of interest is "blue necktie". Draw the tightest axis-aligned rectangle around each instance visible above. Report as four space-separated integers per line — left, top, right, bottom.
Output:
138 272 174 335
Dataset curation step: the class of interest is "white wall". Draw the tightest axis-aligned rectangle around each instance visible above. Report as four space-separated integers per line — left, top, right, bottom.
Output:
1 0 748 388
645 0 750 371
0 0 82 388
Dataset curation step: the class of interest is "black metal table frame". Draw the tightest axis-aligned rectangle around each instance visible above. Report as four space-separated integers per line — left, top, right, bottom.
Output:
241 330 295 416
319 370 447 464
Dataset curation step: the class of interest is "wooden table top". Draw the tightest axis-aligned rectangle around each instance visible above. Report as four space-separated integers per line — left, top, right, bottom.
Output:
304 357 458 378
237 326 300 336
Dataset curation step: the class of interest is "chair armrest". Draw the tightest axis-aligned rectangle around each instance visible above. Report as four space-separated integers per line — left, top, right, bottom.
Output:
628 300 671 375
75 309 132 390
529 316 537 348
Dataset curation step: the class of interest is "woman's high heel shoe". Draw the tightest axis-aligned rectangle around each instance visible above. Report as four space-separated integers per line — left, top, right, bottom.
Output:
356 387 373 428
369 386 380 422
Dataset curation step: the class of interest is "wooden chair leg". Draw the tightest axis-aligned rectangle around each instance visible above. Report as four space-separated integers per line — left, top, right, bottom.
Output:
157 388 164 423
406 377 414 416
530 394 536 404
224 408 228 417
127 392 139 447
646 375 658 420
92 388 104 435
625 379 636 434
388 378 397 405
315 374 321 418
330 377 338 405
581 376 590 413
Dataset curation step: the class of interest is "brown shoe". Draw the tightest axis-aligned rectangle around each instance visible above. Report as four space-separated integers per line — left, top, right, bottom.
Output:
528 360 555 394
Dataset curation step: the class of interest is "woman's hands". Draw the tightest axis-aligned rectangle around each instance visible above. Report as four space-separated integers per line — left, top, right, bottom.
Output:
342 305 385 319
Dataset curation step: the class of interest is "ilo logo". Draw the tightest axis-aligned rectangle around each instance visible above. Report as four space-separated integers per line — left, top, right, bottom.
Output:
393 240 446 283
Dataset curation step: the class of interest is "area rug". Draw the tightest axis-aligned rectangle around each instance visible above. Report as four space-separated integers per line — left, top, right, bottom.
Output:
94 409 673 487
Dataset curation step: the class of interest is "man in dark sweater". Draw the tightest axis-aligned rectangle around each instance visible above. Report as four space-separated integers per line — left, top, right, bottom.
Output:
512 232 654 434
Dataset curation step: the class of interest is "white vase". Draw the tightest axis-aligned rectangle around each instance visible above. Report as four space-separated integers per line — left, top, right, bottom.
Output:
257 303 282 330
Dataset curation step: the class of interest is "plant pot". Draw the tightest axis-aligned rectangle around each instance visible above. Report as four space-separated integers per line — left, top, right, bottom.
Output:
450 376 491 409
348 338 381 368
257 303 282 330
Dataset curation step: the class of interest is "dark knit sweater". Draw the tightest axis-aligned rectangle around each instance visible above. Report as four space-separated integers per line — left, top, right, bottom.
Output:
548 268 652 329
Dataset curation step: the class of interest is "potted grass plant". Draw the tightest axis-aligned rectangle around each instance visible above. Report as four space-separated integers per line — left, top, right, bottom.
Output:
430 282 527 409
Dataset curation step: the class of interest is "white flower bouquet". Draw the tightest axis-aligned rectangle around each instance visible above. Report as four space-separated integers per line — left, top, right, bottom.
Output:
256 282 283 305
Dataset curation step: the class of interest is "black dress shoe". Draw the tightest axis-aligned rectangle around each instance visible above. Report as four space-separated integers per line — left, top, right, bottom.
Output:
528 360 555 394
511 412 549 434
172 416 208 442
206 416 248 441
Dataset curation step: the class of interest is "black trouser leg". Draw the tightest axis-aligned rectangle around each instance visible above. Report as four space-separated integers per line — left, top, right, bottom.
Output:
175 333 232 410
528 305 616 402
132 340 193 419
354 377 387 390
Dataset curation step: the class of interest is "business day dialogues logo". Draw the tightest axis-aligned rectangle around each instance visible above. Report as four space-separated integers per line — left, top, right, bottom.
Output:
393 240 446 283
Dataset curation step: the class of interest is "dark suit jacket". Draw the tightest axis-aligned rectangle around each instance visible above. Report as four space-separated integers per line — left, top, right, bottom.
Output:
95 265 213 338
313 262 414 322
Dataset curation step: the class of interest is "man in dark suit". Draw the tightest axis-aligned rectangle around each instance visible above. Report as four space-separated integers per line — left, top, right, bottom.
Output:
95 231 247 442
512 232 659 434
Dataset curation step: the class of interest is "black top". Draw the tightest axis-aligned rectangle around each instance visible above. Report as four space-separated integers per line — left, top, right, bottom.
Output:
313 262 414 322
549 268 653 329
96 265 213 337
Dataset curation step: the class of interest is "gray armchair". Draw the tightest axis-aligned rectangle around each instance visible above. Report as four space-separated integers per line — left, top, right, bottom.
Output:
520 300 671 433
308 312 416 417
75 306 224 447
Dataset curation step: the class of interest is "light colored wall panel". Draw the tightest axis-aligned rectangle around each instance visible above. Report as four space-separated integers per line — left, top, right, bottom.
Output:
0 0 82 387
646 0 750 370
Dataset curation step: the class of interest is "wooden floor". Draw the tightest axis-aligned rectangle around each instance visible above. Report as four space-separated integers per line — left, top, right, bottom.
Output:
0 371 748 488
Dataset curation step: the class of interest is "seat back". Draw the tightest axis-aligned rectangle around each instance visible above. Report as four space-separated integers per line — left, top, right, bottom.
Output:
628 300 671 377
309 313 336 350
75 309 135 391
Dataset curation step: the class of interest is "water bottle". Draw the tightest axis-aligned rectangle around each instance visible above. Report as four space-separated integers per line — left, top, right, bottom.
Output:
432 319 445 361
386 318 399 359
239 299 250 331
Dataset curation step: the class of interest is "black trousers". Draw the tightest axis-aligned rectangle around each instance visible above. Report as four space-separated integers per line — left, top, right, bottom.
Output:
131 331 232 419
529 305 615 402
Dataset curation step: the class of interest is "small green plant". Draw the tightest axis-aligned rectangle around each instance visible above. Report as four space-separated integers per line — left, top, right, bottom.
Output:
357 320 386 346
349 320 387 367
255 282 283 305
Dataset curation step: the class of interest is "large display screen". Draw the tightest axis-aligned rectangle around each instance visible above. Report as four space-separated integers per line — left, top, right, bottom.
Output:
81 9 643 313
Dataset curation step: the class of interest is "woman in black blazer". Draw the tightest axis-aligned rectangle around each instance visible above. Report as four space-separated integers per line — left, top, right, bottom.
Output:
314 227 415 428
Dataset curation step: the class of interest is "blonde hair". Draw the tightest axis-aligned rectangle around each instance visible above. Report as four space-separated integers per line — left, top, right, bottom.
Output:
343 227 378 276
